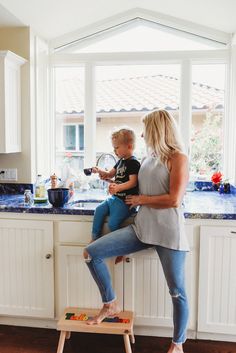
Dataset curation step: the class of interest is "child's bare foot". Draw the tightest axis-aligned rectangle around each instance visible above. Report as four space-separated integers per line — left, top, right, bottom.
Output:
115 256 124 264
167 343 184 353
87 302 121 325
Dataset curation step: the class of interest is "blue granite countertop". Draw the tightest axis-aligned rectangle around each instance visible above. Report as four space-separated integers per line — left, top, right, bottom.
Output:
183 191 236 219
0 190 107 216
0 188 236 219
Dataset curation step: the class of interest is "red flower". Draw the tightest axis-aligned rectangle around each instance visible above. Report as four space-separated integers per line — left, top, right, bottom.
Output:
211 172 223 184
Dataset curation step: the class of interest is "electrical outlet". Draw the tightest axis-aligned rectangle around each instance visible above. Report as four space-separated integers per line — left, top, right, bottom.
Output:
0 169 17 181
0 170 6 180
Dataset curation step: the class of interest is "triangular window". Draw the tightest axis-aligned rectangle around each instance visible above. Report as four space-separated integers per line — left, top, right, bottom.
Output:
64 19 225 53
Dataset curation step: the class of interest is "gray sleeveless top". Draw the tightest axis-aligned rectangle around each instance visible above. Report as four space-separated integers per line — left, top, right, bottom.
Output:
132 156 189 251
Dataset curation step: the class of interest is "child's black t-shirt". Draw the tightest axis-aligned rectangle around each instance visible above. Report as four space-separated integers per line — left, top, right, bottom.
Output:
113 156 140 200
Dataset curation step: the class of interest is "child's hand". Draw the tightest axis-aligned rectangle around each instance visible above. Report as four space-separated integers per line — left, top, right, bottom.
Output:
109 183 120 195
92 167 99 173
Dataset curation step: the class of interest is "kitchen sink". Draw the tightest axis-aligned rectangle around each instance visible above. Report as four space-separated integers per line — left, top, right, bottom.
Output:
69 201 101 209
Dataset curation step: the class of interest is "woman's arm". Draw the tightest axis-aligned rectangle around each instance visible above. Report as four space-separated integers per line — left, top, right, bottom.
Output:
125 153 189 209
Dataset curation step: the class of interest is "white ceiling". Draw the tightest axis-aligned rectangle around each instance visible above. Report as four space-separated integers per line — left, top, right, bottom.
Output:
0 3 23 27
0 0 235 41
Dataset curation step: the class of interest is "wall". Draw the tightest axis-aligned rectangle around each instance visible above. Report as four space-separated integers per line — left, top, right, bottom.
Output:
0 27 33 183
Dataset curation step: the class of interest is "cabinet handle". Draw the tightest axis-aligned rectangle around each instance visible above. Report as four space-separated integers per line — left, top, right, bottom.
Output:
125 257 131 263
230 231 236 234
45 253 52 259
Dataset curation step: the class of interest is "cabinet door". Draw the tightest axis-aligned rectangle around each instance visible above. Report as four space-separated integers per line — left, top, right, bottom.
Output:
0 51 26 153
0 219 54 318
198 225 236 335
56 246 123 317
124 225 197 330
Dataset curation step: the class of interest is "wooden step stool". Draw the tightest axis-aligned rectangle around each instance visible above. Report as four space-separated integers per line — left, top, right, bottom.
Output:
56 307 135 353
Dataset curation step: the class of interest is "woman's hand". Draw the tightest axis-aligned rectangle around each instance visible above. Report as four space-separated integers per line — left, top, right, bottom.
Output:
125 195 143 208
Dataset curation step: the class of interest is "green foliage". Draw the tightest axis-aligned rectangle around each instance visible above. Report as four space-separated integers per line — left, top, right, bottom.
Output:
190 111 223 178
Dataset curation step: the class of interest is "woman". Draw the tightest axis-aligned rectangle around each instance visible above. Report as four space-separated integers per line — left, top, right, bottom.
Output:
84 110 189 353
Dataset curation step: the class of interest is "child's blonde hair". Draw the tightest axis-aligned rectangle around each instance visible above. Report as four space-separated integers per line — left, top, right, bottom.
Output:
142 110 183 164
111 127 136 148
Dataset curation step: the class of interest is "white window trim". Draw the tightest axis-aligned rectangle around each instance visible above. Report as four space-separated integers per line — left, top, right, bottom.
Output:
50 8 230 51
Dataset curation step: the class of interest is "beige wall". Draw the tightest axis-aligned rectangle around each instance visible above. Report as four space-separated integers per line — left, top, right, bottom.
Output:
0 27 29 60
0 27 33 183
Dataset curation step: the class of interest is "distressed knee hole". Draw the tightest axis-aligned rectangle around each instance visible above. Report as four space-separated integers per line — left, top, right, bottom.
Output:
83 249 92 263
170 290 181 298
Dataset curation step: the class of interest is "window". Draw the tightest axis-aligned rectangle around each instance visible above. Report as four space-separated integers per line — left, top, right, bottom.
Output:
53 17 229 183
55 67 85 174
63 125 76 150
63 124 84 151
65 19 225 53
190 64 225 179
95 64 180 161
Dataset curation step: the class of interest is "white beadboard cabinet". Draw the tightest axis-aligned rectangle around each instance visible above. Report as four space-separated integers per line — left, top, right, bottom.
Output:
0 51 26 153
55 220 124 318
123 224 198 336
0 219 54 318
198 225 236 335
0 212 235 342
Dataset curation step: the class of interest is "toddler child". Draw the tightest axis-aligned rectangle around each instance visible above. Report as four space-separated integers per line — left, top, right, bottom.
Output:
91 127 140 245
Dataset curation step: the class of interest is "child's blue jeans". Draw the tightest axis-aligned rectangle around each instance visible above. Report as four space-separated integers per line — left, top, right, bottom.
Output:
92 195 132 240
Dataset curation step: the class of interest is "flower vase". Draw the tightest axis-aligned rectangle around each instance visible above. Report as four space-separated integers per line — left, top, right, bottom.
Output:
212 182 220 191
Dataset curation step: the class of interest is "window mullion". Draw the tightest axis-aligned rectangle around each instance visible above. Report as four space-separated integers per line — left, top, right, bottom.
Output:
84 63 96 167
179 59 192 155
223 45 236 183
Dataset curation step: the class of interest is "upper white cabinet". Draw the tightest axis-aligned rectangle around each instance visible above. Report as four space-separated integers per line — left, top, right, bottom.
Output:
0 50 26 153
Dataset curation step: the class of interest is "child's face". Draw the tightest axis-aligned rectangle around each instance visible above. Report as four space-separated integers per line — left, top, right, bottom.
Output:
112 140 133 159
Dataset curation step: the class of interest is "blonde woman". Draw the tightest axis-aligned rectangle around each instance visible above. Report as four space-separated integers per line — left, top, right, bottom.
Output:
84 110 189 353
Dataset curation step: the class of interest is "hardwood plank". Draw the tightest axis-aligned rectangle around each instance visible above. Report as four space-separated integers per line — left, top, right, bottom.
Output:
0 325 235 353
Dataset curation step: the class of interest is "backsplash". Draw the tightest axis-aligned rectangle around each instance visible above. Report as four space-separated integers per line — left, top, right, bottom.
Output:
189 181 236 195
0 181 236 195
0 183 33 194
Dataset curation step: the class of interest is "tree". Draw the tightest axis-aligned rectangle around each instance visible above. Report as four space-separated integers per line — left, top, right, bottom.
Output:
190 110 223 178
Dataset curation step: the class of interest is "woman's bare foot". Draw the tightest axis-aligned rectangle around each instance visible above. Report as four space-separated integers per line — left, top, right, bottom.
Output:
167 342 184 353
87 301 121 325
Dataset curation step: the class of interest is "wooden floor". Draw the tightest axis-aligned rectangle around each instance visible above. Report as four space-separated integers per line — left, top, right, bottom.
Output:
0 325 235 353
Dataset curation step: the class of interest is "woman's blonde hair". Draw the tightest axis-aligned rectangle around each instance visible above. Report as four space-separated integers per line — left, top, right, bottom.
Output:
142 110 183 164
111 127 135 147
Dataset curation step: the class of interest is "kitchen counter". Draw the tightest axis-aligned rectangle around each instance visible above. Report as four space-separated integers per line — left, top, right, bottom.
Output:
0 188 236 219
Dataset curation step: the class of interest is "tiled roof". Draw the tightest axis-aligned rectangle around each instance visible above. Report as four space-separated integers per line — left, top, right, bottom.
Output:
56 75 224 114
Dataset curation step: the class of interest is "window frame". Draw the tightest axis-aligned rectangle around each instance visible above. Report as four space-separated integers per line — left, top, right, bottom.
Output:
52 48 232 180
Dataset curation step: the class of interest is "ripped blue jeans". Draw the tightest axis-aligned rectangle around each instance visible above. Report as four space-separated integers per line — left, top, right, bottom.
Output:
85 225 189 344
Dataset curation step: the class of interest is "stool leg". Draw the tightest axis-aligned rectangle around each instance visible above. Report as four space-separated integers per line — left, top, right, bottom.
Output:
123 333 132 353
57 331 66 353
130 331 135 344
66 331 71 339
